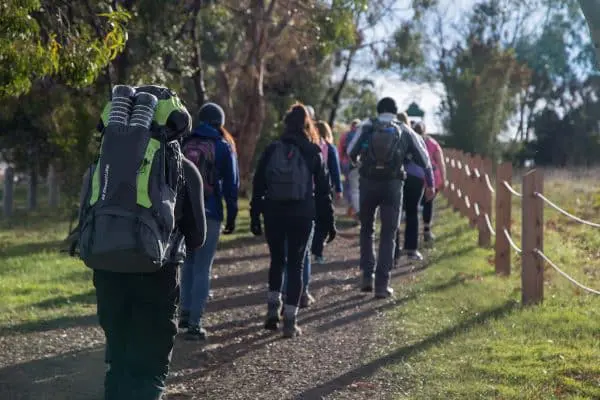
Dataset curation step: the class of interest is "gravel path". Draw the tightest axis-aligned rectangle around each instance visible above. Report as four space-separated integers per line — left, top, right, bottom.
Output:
0 218 423 400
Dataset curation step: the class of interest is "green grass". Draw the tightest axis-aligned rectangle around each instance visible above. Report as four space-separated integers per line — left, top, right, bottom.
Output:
383 173 600 399
0 185 251 333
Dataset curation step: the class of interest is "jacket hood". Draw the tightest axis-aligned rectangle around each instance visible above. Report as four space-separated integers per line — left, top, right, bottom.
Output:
191 122 221 139
280 132 318 154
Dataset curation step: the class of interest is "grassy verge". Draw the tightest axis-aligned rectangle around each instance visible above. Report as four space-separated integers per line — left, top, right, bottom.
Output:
0 193 251 334
384 174 600 399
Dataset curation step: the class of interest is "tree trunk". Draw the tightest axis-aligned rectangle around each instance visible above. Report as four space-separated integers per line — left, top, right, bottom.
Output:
328 49 357 127
234 63 266 195
190 0 208 109
28 164 38 211
47 164 60 208
3 167 14 218
578 0 600 64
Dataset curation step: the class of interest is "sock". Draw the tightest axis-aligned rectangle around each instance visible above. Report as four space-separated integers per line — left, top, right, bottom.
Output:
267 291 282 304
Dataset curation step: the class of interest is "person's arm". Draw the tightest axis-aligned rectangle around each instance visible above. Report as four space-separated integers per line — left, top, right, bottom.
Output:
313 151 334 232
434 145 447 187
327 144 343 194
402 126 434 188
250 144 273 221
181 158 206 249
221 142 239 231
347 119 370 164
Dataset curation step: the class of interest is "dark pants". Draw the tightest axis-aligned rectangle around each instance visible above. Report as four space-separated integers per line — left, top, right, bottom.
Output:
398 175 424 253
264 214 313 307
311 226 328 258
94 264 179 400
359 177 403 290
422 196 433 227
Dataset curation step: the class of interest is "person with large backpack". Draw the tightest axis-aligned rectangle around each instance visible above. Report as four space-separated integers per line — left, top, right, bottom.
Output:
394 113 433 262
77 84 206 399
311 120 342 264
179 102 239 340
347 97 435 298
339 119 361 221
250 103 336 338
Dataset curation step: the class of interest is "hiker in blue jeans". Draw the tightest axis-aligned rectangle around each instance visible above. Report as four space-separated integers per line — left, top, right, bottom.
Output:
282 228 315 308
179 102 239 341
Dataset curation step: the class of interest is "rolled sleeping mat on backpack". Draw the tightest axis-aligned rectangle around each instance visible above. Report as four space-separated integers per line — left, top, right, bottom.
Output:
135 85 191 141
107 85 136 126
129 92 158 130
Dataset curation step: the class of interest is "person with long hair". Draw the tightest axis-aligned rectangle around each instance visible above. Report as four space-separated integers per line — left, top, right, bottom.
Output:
179 102 239 340
312 120 342 264
250 103 336 338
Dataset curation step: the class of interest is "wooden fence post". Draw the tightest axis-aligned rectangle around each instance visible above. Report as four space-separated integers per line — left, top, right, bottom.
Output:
469 154 481 228
459 152 468 219
478 157 492 248
450 151 459 211
495 162 512 275
3 167 14 218
522 169 544 305
455 151 464 214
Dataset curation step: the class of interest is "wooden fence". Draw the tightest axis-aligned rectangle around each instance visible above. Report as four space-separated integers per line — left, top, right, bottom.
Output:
443 149 546 305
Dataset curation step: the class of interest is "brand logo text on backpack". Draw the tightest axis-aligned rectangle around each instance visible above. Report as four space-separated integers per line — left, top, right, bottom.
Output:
101 164 110 201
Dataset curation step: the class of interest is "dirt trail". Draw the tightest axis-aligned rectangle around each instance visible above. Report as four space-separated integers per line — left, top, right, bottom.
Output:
0 219 422 400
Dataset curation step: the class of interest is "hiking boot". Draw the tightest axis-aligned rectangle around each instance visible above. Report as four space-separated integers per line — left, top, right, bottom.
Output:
361 274 374 293
184 324 207 341
299 291 315 308
424 230 435 243
264 301 282 331
282 316 302 338
374 286 394 299
406 250 424 261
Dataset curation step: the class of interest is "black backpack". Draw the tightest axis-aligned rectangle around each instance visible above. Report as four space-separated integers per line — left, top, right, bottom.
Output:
265 140 311 201
77 85 190 274
361 118 405 180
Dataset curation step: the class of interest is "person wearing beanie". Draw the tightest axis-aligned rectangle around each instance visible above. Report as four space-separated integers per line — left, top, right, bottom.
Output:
305 105 316 121
179 101 240 340
346 97 435 298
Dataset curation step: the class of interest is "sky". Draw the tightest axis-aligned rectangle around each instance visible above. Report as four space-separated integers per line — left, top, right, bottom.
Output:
336 0 478 134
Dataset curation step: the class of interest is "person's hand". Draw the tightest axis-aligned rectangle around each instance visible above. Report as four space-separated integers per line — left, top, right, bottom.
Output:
424 187 436 201
222 220 235 235
326 224 337 243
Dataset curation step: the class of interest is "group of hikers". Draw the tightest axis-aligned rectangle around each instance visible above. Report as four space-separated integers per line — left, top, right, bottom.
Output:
72 85 446 399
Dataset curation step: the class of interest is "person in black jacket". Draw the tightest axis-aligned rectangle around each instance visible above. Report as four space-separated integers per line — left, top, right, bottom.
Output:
250 103 336 338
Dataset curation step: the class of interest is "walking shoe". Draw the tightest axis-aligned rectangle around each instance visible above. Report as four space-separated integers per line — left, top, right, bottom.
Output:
264 301 281 331
282 316 302 338
361 274 374 293
184 324 208 341
424 230 435 243
374 287 394 299
313 255 326 264
406 250 424 261
178 311 190 330
299 291 315 308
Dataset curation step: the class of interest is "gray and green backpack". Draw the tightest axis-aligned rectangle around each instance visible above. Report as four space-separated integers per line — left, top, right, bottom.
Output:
78 85 191 273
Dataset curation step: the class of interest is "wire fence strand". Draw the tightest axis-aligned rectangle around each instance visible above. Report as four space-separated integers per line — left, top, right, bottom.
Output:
484 213 495 235
535 192 600 228
534 249 600 295
502 181 523 197
503 228 522 253
484 174 496 194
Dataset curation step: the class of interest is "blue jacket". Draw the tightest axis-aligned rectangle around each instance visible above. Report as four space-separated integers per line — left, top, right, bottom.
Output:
327 143 343 194
187 123 239 223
